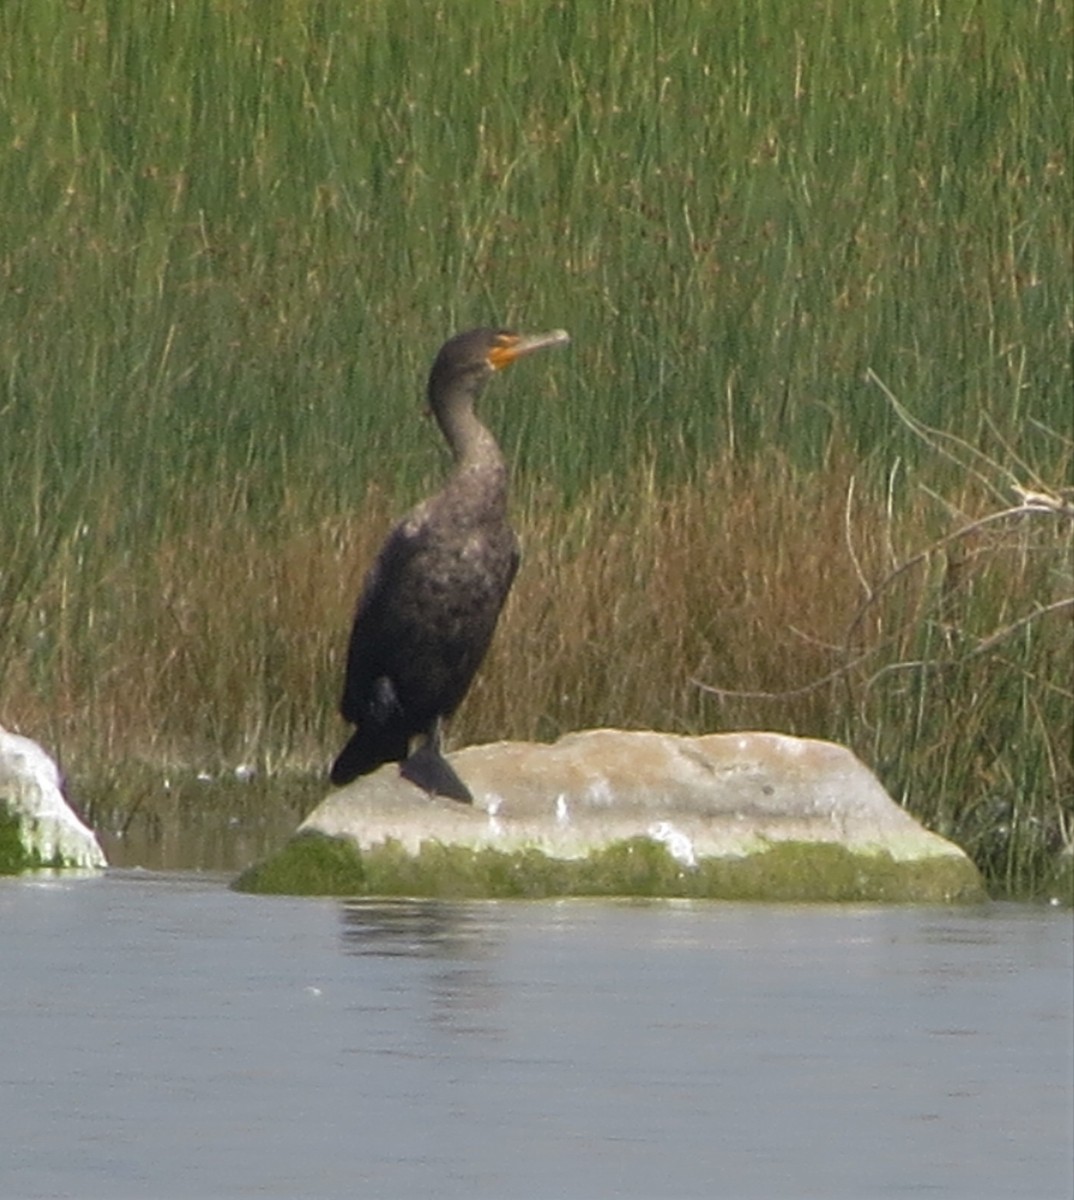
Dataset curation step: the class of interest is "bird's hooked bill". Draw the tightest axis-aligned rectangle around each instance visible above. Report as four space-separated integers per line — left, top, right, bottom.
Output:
487 328 570 370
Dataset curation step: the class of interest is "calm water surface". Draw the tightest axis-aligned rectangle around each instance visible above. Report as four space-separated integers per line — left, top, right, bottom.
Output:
1 872 1070 1200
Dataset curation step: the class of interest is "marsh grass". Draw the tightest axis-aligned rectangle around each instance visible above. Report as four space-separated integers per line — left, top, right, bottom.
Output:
1 0 1071 894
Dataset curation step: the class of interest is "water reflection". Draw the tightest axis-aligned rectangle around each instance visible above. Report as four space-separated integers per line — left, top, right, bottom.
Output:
339 899 505 1038
339 898 495 959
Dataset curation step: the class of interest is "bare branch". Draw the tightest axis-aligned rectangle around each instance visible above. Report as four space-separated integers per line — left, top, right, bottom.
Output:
970 597 1074 657
690 643 880 702
1010 484 1074 517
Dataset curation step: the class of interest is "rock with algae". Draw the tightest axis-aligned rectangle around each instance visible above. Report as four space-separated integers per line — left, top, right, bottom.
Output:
236 730 984 902
0 725 107 873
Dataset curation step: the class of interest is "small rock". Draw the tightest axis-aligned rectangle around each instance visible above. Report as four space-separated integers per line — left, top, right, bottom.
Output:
0 725 107 873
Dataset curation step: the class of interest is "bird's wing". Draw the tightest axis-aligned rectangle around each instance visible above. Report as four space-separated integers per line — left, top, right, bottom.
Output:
338 520 425 722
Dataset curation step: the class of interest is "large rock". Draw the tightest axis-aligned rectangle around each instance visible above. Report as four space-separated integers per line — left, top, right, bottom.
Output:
0 725 107 873
236 730 984 902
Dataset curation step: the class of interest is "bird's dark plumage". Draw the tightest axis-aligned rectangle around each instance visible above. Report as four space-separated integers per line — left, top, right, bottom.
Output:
331 326 569 802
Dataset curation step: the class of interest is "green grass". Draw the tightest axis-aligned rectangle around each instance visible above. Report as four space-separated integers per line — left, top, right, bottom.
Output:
0 0 1070 897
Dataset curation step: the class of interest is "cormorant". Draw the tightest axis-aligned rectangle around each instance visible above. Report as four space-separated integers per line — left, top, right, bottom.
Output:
330 326 570 802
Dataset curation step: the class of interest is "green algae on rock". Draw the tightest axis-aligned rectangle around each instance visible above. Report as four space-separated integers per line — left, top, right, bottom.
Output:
233 831 985 903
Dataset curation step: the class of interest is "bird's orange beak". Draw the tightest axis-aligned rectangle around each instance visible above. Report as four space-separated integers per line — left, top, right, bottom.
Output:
487 329 570 371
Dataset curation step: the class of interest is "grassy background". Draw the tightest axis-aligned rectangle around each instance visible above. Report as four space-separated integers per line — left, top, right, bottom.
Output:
0 0 1070 895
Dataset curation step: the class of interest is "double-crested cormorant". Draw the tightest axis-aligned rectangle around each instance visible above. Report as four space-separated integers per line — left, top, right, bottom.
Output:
330 326 570 802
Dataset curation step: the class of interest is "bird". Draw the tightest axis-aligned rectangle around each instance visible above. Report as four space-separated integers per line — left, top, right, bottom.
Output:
330 325 570 802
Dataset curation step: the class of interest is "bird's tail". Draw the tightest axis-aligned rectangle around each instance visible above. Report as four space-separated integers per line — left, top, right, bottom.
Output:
329 725 409 787
400 741 473 804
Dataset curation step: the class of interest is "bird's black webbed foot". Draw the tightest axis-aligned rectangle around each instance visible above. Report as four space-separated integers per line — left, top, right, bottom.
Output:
400 740 473 804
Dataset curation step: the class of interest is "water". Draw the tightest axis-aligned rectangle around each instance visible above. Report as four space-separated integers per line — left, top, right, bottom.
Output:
1 873 1070 1200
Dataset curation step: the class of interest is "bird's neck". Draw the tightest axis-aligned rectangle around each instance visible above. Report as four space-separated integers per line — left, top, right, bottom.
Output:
435 401 509 515
436 394 504 465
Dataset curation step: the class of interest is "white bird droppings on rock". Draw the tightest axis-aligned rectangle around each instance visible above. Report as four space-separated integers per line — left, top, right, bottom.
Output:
485 794 505 837
648 821 698 868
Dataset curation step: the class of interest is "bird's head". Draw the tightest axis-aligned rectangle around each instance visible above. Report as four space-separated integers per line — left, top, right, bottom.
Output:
428 326 570 403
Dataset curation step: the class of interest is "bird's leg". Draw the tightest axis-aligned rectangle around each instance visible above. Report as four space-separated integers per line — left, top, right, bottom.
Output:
427 716 445 756
400 719 474 804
